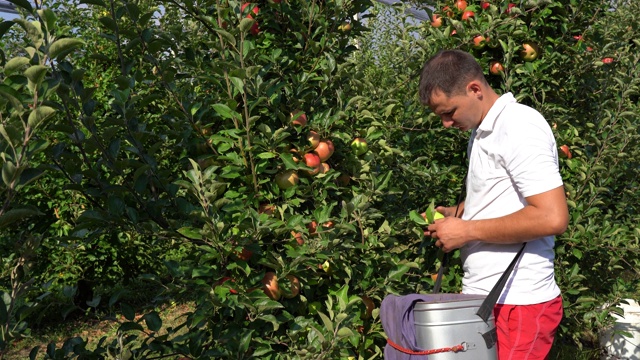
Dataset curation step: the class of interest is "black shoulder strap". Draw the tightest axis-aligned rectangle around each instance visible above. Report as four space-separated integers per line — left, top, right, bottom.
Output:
476 242 527 322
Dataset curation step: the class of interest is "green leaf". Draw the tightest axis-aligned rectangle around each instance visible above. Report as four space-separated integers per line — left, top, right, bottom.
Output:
214 28 235 46
121 303 136 321
28 106 56 129
143 311 162 332
0 293 8 323
337 327 354 337
239 18 255 33
2 160 17 187
317 311 333 333
80 0 107 6
37 9 57 31
48 38 84 60
118 321 144 332
4 57 30 75
6 0 33 13
212 103 239 120
0 207 44 228
24 65 48 90
0 21 16 39
177 227 203 240
387 264 410 281
0 84 24 109
409 210 427 226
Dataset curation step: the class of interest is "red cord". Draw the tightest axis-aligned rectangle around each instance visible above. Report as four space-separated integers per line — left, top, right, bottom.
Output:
387 338 466 355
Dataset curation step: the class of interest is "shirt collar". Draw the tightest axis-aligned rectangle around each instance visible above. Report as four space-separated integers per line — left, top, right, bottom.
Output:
477 92 516 132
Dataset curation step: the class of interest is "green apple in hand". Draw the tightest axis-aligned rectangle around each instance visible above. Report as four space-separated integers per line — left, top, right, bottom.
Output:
409 201 444 225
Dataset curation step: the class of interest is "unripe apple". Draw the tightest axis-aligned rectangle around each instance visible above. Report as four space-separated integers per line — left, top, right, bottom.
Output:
519 42 540 62
261 272 281 300
338 22 352 32
321 260 332 274
350 137 368 156
461 10 475 21
307 131 320 149
290 110 307 127
275 170 299 189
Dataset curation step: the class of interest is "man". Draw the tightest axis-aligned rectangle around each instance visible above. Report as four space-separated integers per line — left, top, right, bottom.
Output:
418 49 569 359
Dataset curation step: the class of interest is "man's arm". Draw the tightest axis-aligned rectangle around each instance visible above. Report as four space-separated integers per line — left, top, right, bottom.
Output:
428 186 568 252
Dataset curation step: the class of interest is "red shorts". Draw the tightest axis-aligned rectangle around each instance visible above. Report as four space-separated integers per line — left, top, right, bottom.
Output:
493 296 563 360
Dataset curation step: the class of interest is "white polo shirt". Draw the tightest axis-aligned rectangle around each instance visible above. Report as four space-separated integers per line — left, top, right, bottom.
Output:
461 92 563 305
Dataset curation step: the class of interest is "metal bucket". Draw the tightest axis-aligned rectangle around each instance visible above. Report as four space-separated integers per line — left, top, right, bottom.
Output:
414 294 497 360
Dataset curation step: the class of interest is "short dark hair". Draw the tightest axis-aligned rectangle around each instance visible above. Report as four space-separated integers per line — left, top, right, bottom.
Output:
418 50 487 106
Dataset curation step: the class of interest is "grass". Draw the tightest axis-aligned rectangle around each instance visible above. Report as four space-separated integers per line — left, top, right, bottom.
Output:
4 301 193 360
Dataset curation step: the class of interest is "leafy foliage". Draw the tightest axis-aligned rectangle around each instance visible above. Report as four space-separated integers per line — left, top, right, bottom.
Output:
0 0 639 358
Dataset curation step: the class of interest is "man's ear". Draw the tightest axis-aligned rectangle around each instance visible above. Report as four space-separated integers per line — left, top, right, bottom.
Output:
467 81 483 98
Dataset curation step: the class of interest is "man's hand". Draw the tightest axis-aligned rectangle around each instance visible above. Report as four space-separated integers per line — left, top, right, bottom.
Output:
427 216 469 253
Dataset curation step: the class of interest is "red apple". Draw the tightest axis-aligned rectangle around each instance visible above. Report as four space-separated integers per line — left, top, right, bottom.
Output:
442 6 453 17
261 272 281 300
314 140 334 162
307 131 320 149
275 170 299 189
461 11 475 21
235 247 253 261
291 230 304 245
505 3 516 14
336 174 351 187
307 220 318 235
472 35 487 49
282 275 301 298
519 42 540 62
430 14 442 28
241 3 260 35
559 145 572 159
573 35 583 41
290 110 307 127
303 152 322 175
489 61 504 75
258 203 275 215
481 1 490 10
602 57 614 64
361 296 375 319
215 277 238 294
455 0 467 11
241 3 259 16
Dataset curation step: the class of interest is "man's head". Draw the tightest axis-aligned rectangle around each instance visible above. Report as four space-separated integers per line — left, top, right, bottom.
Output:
418 50 497 131
418 49 487 106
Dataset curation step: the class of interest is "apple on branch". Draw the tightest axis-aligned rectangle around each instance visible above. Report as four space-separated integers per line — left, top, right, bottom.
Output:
519 41 540 62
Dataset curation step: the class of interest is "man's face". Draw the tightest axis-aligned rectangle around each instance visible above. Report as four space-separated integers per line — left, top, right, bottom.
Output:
428 88 483 132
